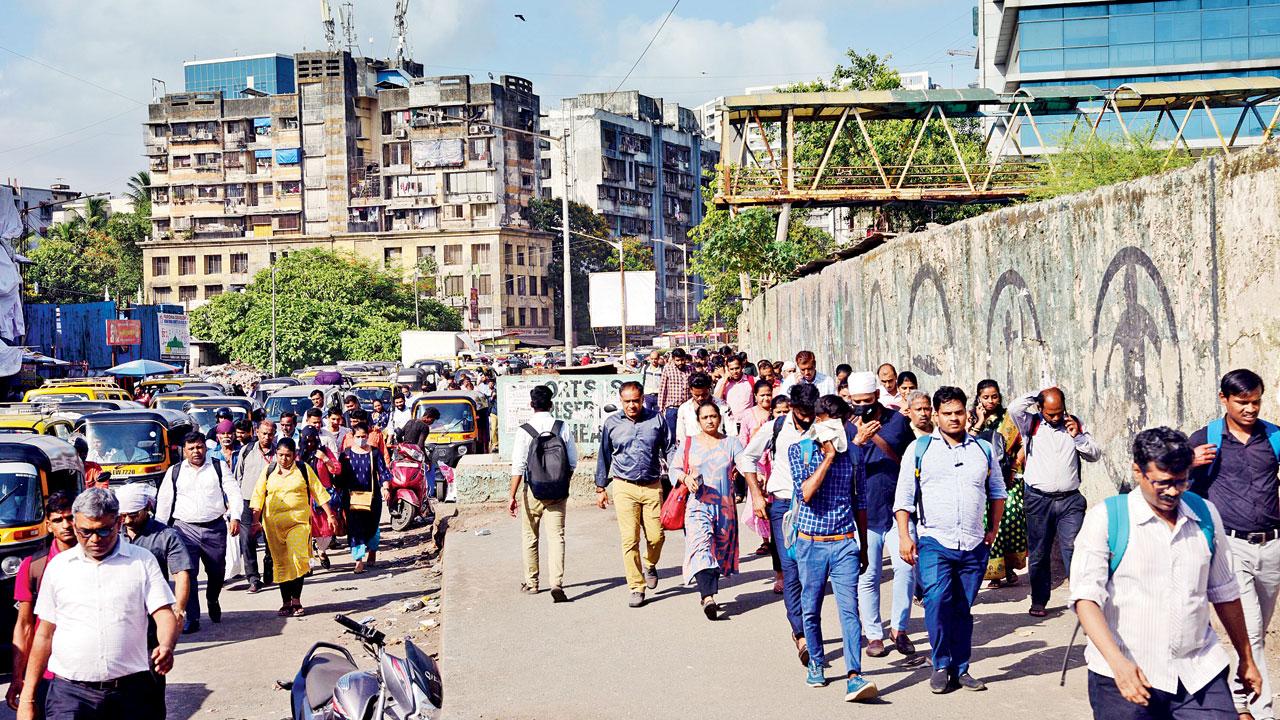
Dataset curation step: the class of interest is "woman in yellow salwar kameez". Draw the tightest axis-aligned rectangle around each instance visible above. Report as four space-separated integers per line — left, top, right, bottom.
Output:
250 437 336 617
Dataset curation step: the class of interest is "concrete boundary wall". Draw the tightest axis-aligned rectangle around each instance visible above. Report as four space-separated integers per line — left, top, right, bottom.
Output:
740 143 1280 501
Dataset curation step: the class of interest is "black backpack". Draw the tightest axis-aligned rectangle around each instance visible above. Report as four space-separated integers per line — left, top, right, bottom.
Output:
522 421 571 501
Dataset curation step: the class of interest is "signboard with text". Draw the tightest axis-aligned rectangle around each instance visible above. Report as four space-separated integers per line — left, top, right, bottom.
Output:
157 313 190 359
105 320 141 346
496 373 641 460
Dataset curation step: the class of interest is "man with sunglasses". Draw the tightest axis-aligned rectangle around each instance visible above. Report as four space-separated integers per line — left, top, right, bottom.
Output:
1071 427 1262 719
7 492 76 714
17 487 178 720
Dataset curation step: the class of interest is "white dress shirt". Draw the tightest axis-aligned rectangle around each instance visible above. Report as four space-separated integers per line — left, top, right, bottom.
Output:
390 407 413 437
735 413 813 500
674 397 737 445
510 411 578 478
779 371 837 398
1070 491 1240 695
1009 393 1102 492
35 539 175 681
155 459 242 525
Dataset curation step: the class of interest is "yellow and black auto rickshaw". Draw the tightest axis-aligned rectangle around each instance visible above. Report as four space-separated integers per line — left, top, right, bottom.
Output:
411 391 482 468
74 408 195 487
0 435 86 641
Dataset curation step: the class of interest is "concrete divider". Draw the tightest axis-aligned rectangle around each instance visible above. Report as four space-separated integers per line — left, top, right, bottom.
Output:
452 453 602 504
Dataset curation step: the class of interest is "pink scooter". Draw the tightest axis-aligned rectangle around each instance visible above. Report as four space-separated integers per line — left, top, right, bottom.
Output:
387 443 433 531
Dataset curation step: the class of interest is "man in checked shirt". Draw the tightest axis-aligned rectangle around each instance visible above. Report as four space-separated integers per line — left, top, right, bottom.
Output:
656 349 692 446
789 393 879 703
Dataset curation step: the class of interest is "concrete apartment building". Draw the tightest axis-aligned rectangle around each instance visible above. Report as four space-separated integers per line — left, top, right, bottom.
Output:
976 0 1280 150
143 51 554 339
542 92 719 332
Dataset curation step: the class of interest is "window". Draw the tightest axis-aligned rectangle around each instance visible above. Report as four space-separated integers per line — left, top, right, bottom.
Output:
444 275 464 296
529 276 537 295
477 274 492 294
445 205 464 220
471 243 491 265
516 247 525 265
505 274 513 294
230 253 248 273
280 180 301 195
197 185 220 199
174 155 192 168
204 255 222 274
473 204 490 219
152 257 170 277
444 244 463 265
384 247 403 268
541 307 549 327
416 246 436 264
384 143 411 166
521 173 534 189
541 278 548 297
446 171 493 195
179 286 197 302
518 308 527 327
277 214 300 232
154 287 172 302
505 308 515 327
179 256 196 276
469 138 490 161
280 117 299 130
204 284 223 299
517 277 526 295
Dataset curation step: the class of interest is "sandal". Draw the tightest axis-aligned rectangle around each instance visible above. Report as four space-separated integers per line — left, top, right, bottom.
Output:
353 560 366 574
291 605 306 617
277 605 292 617
772 577 784 594
987 579 1004 589
754 542 770 556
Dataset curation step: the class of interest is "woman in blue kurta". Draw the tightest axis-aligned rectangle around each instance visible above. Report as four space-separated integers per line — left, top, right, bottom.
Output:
671 400 742 620
337 424 391 573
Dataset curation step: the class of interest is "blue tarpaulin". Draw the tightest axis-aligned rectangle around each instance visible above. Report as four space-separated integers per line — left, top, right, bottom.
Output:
252 117 272 128
23 305 56 358
22 303 183 370
275 148 299 164
253 149 273 159
113 304 183 366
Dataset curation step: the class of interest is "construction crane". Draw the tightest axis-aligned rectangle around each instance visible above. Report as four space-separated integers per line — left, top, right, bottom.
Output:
394 0 410 67
320 0 337 51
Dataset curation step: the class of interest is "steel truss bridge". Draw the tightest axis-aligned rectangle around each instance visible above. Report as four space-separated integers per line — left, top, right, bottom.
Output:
714 76 1280 208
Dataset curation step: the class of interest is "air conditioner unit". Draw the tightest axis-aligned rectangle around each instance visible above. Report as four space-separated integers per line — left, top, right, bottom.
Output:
394 128 409 139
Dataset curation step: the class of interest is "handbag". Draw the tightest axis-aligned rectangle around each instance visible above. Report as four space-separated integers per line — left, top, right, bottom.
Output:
660 437 693 531
349 490 374 512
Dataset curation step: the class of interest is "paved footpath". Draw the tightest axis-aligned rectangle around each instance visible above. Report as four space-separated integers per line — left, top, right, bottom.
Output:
444 507 1095 720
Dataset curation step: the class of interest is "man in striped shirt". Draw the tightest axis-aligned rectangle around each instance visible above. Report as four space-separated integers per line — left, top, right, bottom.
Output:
656 348 692 444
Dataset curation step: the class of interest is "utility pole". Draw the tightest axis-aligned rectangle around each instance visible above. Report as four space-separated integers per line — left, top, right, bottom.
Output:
413 263 420 328
268 236 277 376
618 240 627 361
560 128 573 367
681 242 689 341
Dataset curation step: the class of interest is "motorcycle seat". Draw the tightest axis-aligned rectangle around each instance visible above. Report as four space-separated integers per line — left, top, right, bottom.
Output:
303 651 358 709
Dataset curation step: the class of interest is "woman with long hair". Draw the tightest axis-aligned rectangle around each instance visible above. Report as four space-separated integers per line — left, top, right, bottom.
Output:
968 379 1026 589
737 381 777 573
338 423 392 573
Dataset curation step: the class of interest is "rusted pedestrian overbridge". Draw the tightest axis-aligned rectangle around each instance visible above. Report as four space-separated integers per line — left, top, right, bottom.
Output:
713 77 1280 208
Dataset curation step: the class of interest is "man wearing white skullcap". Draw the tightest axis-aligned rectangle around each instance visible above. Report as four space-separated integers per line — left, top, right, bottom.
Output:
119 484 194 640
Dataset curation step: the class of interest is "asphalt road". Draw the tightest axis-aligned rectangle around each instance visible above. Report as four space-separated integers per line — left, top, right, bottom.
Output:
444 505 1097 720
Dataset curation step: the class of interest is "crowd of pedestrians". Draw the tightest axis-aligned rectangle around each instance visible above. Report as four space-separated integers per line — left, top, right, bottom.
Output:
511 345 1277 718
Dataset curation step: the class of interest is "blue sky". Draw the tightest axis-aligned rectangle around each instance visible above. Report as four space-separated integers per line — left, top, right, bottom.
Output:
0 0 978 194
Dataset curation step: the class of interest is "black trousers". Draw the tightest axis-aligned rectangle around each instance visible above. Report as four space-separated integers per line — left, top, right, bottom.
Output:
45 672 164 720
280 577 305 604
695 568 719 599
1087 669 1235 719
1024 487 1087 607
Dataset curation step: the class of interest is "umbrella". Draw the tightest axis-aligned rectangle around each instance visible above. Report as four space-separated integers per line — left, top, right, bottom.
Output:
105 359 180 377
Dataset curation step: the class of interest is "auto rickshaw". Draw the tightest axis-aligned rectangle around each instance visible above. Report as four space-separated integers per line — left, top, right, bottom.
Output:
149 388 222 410
23 378 133 403
351 380 395 411
135 377 194 404
253 376 301 405
183 396 257 435
0 405 80 439
0 435 86 641
73 409 195 487
411 391 482 468
396 368 432 394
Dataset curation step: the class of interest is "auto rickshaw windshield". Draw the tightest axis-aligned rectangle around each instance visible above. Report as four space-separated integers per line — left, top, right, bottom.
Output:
264 395 316 422
353 387 391 407
84 422 166 464
188 406 248 432
0 461 43 527
423 403 475 433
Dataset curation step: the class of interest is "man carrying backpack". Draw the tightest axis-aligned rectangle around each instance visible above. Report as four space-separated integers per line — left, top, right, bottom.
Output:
1188 369 1279 720
509 385 577 603
1071 427 1262 719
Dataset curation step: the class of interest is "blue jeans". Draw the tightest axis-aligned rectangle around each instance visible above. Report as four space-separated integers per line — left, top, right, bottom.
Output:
917 536 989 676
662 406 679 446
796 536 863 676
768 499 804 639
857 524 916 640
1088 669 1236 719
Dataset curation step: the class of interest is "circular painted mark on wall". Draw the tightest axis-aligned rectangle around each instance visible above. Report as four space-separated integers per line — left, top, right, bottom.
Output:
984 269 1046 396
905 263 955 379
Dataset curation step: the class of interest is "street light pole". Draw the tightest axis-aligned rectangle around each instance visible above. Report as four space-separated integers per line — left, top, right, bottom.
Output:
651 237 691 343
413 264 420 329
618 240 627 361
560 129 573 367
268 236 277 376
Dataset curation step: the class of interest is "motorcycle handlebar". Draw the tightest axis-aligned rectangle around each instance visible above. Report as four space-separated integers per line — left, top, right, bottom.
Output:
334 614 388 646
334 613 364 633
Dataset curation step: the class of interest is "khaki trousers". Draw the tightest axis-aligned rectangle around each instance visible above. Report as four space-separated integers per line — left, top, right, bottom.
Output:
520 486 566 589
611 480 665 591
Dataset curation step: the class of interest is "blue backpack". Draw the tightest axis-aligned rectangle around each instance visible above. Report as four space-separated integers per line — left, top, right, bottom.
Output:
911 435 994 526
1204 417 1280 483
1102 491 1215 576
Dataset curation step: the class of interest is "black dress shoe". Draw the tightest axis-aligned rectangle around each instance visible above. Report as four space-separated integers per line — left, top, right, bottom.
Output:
208 600 222 624
929 669 950 694
956 673 987 691
247 580 262 594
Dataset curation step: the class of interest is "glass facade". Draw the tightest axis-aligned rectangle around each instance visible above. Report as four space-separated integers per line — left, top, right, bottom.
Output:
1017 0 1280 73
184 56 295 96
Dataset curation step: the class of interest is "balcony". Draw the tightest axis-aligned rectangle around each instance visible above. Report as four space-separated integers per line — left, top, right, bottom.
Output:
224 133 246 149
144 139 169 155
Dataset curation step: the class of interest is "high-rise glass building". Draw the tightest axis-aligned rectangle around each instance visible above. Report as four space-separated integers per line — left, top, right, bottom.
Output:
977 0 1280 148
184 54 295 96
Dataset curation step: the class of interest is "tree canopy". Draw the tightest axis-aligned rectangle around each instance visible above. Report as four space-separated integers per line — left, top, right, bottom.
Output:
190 248 460 373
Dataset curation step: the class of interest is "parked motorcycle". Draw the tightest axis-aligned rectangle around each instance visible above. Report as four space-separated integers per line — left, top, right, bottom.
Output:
291 613 443 720
387 443 434 531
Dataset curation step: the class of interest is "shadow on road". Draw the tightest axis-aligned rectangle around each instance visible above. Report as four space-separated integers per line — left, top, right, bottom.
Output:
164 682 213 720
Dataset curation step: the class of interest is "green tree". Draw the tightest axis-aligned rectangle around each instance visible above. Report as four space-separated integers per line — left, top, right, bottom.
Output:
190 249 460 372
527 197 615 341
66 196 110 232
1028 129 1197 200
125 170 151 217
605 237 655 271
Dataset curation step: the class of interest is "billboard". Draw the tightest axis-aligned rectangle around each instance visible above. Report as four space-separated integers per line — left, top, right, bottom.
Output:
105 320 141 346
495 374 642 460
157 313 190 359
588 271 656 328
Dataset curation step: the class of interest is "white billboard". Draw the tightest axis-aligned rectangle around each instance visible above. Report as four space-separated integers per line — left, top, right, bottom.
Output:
588 271 656 328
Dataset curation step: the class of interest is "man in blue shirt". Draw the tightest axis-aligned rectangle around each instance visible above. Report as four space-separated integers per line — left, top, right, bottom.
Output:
843 371 918 661
790 393 877 702
596 381 670 608
894 386 1006 694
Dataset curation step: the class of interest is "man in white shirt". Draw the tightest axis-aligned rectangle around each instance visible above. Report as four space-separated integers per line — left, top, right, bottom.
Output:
155 432 241 633
508 385 578 603
877 363 904 411
778 350 837 397
737 383 820 666
642 350 665 412
18 487 178 720
674 372 736 446
1071 427 1261 719
1010 385 1103 617
389 393 413 442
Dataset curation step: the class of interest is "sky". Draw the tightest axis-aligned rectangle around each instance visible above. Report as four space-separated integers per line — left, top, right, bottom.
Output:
0 0 978 195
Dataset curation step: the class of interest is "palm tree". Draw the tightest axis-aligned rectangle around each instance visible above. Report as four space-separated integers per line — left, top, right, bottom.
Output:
66 197 109 232
125 170 151 216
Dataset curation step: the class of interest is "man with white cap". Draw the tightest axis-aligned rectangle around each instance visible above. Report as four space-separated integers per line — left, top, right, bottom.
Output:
844 371 919 660
118 483 194 636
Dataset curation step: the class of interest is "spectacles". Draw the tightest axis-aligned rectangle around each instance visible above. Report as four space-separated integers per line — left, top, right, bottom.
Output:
74 526 116 539
1141 471 1190 492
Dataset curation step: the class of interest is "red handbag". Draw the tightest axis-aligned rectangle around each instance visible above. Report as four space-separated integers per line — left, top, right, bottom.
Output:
660 438 692 531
